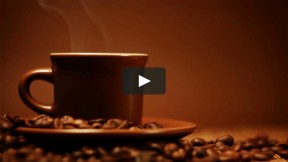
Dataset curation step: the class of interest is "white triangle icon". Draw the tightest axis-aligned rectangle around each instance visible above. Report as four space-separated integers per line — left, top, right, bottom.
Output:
138 75 151 87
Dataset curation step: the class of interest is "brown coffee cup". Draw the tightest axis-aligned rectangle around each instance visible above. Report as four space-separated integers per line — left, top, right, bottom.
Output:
18 53 148 124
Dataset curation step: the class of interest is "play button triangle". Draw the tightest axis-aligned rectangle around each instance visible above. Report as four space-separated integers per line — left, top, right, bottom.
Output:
138 75 151 87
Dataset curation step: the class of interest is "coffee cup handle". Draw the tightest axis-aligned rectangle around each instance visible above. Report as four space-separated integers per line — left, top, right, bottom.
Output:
18 68 54 116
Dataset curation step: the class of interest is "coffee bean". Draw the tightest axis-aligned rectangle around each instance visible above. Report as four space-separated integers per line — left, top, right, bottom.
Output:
4 147 17 157
117 120 129 129
240 150 252 161
192 157 211 162
129 148 140 158
250 148 261 153
14 118 26 127
25 153 41 162
271 146 284 152
62 155 72 162
261 147 275 158
216 135 234 146
276 143 288 150
215 141 230 152
232 140 242 152
53 118 63 129
138 151 157 162
111 146 137 160
192 147 207 158
151 155 172 162
82 146 95 157
102 119 121 129
253 152 270 161
147 142 163 153
183 145 193 156
129 126 142 130
96 146 108 156
143 122 163 129
72 119 87 127
261 146 271 152
91 122 102 129
4 134 16 146
191 138 207 146
101 155 117 162
24 120 33 127
102 124 115 129
278 150 288 159
164 143 178 156
78 123 92 129
1 114 9 120
111 146 123 155
15 135 27 147
257 139 269 148
205 143 215 149
179 139 190 146
34 116 53 128
206 148 219 162
111 119 123 126
219 150 239 161
34 147 45 155
72 119 88 128
61 115 74 125
128 121 135 127
243 141 256 150
47 153 63 161
171 148 186 160
29 114 47 125
72 150 83 158
88 118 106 125
215 141 225 147
0 120 13 131
3 114 21 126
217 144 230 152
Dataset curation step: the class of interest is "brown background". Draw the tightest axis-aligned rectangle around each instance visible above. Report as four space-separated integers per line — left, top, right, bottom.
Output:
0 0 287 127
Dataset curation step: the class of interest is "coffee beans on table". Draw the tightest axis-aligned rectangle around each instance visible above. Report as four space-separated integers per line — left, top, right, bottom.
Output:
1 114 288 162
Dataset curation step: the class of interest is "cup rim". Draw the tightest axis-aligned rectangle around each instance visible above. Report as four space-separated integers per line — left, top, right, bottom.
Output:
50 53 148 57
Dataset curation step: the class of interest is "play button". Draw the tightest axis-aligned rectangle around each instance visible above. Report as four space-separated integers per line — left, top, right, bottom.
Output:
138 75 151 87
122 68 166 94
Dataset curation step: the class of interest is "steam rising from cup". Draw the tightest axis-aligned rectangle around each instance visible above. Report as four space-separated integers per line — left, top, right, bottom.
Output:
38 0 110 52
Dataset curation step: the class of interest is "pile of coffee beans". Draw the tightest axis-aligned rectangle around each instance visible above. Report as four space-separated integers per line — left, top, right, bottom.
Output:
0 114 163 130
1 114 288 162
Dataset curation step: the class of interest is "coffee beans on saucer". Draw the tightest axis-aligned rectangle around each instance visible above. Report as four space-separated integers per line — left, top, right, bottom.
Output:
0 114 163 130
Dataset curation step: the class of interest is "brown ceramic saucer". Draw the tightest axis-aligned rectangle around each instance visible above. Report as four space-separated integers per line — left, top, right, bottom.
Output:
15 117 197 144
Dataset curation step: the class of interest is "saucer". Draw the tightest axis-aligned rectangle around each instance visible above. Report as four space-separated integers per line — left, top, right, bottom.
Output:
15 117 197 144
